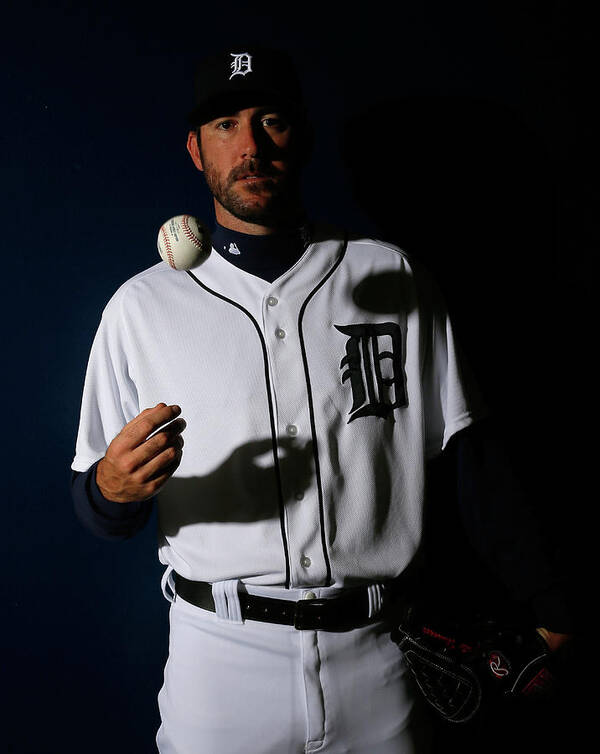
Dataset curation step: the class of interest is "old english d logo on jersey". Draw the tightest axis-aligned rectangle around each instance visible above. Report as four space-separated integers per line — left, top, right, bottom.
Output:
230 52 253 79
335 323 407 423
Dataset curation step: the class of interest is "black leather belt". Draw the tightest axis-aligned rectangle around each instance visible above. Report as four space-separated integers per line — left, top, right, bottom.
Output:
174 573 397 631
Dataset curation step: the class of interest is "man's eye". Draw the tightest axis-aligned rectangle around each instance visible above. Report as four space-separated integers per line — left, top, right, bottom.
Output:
216 120 235 131
262 117 288 131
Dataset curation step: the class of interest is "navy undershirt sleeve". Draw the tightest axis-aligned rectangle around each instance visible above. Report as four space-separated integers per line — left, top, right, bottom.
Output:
71 461 153 541
451 419 573 632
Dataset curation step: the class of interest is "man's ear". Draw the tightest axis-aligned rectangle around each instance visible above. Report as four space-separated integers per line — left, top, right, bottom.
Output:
293 119 314 168
187 130 204 171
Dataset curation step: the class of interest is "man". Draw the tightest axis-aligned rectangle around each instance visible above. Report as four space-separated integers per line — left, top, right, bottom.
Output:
71 47 571 753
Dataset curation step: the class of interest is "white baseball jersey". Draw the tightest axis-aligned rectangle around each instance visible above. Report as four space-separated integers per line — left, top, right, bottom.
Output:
72 226 482 589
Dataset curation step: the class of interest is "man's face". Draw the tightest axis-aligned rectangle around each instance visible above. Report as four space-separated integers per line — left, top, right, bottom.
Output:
187 105 304 229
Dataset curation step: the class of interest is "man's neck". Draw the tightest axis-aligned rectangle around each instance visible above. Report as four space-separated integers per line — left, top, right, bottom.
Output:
211 222 310 283
214 201 305 236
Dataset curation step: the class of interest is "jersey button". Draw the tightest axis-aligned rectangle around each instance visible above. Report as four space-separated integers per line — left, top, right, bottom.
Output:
275 328 286 339
286 424 298 437
294 492 304 501
300 555 312 568
267 296 278 306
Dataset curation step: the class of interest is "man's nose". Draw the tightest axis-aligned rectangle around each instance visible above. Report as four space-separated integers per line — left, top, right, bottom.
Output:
239 122 261 158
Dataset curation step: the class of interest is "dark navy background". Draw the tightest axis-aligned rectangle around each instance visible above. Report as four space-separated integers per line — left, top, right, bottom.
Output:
5 1 592 751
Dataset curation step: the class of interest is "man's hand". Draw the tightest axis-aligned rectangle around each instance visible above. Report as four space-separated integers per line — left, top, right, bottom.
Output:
96 403 186 503
536 627 573 653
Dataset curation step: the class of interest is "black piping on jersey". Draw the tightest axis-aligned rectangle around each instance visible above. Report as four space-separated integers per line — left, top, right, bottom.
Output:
185 270 291 588
297 233 349 587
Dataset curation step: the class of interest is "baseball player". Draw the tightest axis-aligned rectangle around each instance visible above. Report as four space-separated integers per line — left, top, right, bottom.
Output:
71 47 572 753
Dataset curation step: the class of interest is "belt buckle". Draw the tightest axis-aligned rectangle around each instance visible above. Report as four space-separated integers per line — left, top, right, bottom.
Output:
293 598 330 630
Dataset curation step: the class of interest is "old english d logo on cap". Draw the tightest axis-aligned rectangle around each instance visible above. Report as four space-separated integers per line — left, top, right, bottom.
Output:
188 47 305 126
229 53 253 79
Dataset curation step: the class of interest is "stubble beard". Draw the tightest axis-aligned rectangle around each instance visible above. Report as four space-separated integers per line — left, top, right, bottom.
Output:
202 157 302 228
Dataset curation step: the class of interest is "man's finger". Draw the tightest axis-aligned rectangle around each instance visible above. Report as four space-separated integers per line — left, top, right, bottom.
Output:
129 419 186 468
116 404 182 451
139 444 184 484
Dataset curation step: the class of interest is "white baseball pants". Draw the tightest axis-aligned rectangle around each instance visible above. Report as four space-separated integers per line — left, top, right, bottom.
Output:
156 574 433 753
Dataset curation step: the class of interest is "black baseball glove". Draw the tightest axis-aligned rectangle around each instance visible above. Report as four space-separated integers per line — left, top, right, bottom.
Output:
390 605 560 723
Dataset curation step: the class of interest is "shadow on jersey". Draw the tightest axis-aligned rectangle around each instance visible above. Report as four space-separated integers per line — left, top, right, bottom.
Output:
158 437 313 534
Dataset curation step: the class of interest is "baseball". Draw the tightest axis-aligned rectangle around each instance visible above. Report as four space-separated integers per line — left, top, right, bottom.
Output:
157 215 212 270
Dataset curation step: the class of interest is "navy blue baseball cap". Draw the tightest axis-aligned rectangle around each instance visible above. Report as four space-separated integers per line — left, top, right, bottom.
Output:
188 46 306 127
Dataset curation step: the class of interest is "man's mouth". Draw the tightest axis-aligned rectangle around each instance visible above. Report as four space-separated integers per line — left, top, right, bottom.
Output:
238 173 273 182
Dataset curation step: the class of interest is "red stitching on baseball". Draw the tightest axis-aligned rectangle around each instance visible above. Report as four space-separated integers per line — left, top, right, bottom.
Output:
181 215 203 249
161 226 176 269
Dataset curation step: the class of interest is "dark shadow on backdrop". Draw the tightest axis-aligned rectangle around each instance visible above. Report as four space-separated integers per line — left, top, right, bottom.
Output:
340 95 581 753
340 93 570 525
